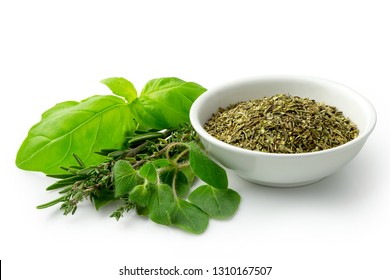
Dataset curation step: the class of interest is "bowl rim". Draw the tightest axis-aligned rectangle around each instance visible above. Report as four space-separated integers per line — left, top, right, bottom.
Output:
190 75 377 158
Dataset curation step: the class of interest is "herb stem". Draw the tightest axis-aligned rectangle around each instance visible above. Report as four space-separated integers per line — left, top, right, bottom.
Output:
125 142 149 157
177 161 190 169
171 169 178 199
165 142 185 163
174 148 190 164
36 195 66 209
132 144 172 169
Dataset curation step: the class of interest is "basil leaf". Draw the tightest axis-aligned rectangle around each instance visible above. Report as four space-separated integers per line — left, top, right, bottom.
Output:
129 77 206 130
188 142 228 189
101 77 137 103
148 183 175 226
16 95 135 174
113 160 139 197
188 185 241 219
171 198 209 234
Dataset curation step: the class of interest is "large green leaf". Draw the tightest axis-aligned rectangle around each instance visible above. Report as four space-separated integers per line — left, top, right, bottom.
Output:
16 95 135 174
129 77 206 130
188 185 241 219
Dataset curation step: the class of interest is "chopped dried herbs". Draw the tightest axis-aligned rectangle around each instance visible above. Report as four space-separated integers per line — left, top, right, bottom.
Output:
204 94 359 153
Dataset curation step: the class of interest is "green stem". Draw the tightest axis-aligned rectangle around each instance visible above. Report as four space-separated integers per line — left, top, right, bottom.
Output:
125 141 149 158
132 144 171 169
176 161 190 169
165 142 187 163
172 169 178 199
36 195 66 209
174 148 190 164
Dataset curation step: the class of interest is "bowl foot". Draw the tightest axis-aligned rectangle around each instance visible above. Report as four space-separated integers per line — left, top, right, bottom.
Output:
238 175 324 187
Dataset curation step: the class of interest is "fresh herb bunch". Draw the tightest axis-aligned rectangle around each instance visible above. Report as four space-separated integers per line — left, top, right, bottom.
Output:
16 77 240 234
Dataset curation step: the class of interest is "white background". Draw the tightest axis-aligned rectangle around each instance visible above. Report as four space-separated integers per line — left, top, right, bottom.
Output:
1 0 389 279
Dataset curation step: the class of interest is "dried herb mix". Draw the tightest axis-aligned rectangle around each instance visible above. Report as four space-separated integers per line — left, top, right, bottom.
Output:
204 94 359 153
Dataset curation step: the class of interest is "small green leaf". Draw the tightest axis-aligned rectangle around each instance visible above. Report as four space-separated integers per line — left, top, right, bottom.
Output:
148 183 175 226
136 204 149 216
139 163 157 184
160 169 190 198
128 131 165 147
152 158 172 168
36 196 66 209
188 142 228 189
174 171 190 198
101 77 137 103
46 173 75 179
93 189 116 210
113 160 139 197
171 198 209 234
46 176 85 190
72 153 86 168
76 166 96 176
188 185 241 219
180 165 196 185
129 184 150 207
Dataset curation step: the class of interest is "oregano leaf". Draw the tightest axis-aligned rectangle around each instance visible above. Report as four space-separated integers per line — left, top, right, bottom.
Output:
148 183 175 226
93 189 116 210
171 198 209 234
152 158 172 168
113 160 139 197
136 205 149 216
139 162 157 184
188 142 228 189
160 169 190 198
180 165 196 186
188 185 240 219
129 184 150 207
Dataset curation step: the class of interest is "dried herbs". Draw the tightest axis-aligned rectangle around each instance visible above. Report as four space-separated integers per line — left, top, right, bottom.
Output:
204 94 359 153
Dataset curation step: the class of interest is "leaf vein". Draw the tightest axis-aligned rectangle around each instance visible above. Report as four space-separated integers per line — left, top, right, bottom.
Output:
18 102 124 166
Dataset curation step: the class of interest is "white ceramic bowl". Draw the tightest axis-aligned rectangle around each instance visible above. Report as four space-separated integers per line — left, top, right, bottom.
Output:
190 76 376 187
